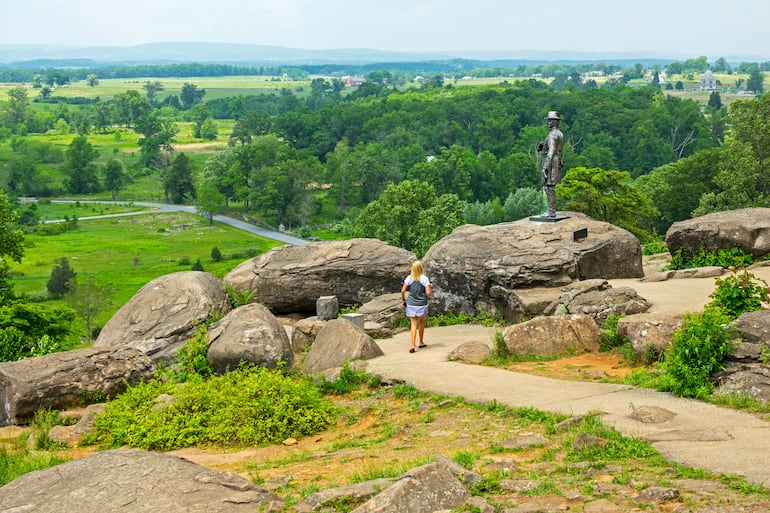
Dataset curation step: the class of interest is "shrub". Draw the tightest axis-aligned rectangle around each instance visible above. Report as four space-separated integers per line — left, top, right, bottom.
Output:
175 324 214 381
599 315 626 351
211 246 223 262
661 308 734 399
85 367 338 450
665 246 754 271
191 258 204 271
46 257 76 296
708 270 769 319
642 240 668 255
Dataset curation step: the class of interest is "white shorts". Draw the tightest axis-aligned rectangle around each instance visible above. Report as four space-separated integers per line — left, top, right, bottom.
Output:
406 304 429 318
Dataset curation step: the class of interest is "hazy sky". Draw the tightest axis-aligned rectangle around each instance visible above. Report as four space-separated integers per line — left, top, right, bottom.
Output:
1 0 769 59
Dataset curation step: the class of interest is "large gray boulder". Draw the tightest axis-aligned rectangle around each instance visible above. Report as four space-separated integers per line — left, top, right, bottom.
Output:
301 318 383 375
423 214 642 319
350 462 470 513
225 238 415 314
0 449 284 512
502 314 600 356
715 309 770 403
0 348 154 426
94 271 231 362
550 279 650 326
206 303 294 373
665 208 770 258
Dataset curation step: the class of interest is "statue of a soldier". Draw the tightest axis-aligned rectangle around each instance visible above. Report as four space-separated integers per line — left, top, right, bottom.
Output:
537 111 563 217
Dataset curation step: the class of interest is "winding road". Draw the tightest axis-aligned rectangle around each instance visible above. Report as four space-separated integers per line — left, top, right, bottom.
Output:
48 200 308 246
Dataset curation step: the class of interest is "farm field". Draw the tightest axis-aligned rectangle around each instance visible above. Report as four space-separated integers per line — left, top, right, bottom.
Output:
10 211 283 343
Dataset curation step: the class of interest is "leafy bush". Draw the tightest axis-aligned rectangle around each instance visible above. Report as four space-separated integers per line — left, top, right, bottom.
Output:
642 240 668 255
661 308 734 399
0 303 74 362
85 367 338 450
175 324 214 381
665 246 754 271
316 361 371 395
599 315 627 351
46 257 76 296
30 409 70 451
226 284 254 308
708 270 769 319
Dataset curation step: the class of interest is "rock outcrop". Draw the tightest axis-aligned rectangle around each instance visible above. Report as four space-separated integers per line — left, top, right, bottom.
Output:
0 449 285 512
94 271 231 362
715 309 770 402
617 313 682 356
301 318 383 375
0 348 154 426
423 213 642 320
665 208 770 258
502 314 600 356
550 279 650 326
225 238 414 314
206 303 294 373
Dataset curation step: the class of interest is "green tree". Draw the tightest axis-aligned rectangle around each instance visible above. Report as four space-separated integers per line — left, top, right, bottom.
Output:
0 190 24 303
86 74 99 87
65 274 114 343
135 112 177 169
200 117 218 140
113 90 150 129
2 87 30 130
47 257 77 297
693 140 766 215
637 148 723 234
102 158 127 201
747 70 765 94
143 80 164 104
353 180 464 256
230 109 271 145
165 153 196 204
557 167 658 240
195 184 226 225
503 187 542 221
64 136 100 194
708 92 723 110
0 303 74 361
191 103 211 138
180 82 205 110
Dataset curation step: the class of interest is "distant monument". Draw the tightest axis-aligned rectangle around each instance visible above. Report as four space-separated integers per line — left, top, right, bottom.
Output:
700 69 718 91
531 111 569 222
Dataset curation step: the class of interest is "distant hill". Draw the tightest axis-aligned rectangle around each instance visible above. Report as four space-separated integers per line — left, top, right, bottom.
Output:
0 41 692 68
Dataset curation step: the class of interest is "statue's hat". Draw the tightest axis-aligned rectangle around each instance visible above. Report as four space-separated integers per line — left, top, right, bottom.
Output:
547 111 561 120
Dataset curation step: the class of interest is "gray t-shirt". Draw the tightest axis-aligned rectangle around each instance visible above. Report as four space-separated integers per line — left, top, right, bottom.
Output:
404 275 430 306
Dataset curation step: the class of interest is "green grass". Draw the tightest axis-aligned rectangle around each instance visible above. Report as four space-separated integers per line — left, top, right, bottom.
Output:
0 444 69 486
28 200 150 222
10 211 283 342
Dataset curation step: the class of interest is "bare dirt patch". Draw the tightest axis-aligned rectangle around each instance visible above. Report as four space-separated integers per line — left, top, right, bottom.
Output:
502 352 636 381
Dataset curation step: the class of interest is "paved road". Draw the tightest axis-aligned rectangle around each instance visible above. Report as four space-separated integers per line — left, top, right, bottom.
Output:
48 200 308 246
366 324 770 488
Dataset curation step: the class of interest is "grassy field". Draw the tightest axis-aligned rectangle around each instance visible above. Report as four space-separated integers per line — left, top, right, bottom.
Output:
30 200 150 222
0 76 315 103
10 211 283 342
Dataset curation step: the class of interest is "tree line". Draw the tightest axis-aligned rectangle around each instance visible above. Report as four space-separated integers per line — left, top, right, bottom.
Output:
1 67 769 250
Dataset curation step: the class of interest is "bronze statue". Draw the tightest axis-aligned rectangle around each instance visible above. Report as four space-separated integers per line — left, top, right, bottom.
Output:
537 111 563 217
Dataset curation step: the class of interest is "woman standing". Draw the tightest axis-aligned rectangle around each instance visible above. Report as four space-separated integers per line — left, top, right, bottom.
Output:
401 260 431 353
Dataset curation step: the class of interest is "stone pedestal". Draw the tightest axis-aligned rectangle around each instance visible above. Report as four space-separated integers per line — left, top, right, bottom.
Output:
342 313 365 329
529 214 571 223
316 295 339 321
